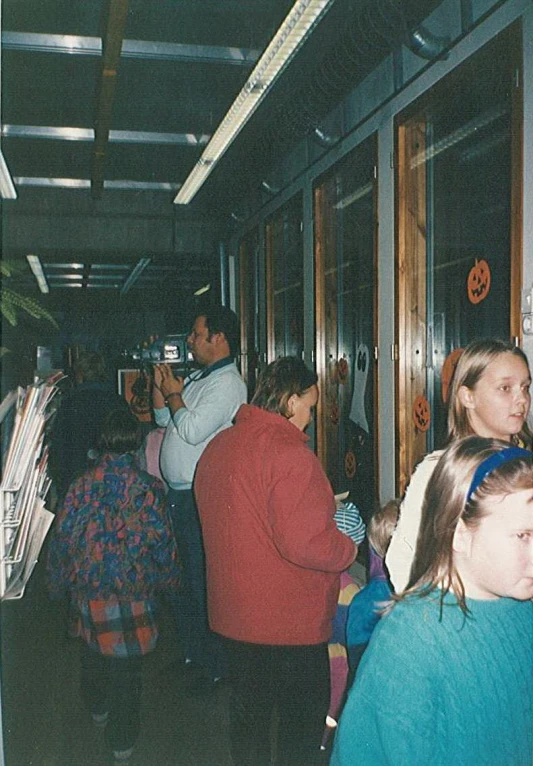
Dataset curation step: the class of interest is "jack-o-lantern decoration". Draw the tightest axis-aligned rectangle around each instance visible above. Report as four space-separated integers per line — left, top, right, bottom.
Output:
467 259 491 305
412 395 431 432
344 450 357 479
338 357 349 384
330 401 340 426
441 348 464 403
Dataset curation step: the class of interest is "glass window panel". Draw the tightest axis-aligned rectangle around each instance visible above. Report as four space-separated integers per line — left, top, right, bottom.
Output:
266 195 304 360
239 228 261 401
315 136 377 519
396 25 520 488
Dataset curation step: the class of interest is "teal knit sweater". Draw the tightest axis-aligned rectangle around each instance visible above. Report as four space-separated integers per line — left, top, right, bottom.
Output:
331 593 533 765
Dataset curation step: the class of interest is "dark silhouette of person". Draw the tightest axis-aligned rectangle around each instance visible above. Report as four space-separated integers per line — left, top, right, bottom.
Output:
50 352 130 500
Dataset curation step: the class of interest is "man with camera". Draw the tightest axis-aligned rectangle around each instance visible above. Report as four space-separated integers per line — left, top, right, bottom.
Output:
152 305 246 688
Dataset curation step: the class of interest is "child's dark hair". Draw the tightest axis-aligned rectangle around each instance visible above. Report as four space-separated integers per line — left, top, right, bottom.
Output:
98 409 141 454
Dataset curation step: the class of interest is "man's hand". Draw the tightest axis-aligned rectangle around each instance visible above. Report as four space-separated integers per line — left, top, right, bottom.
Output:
157 364 185 399
153 363 164 391
153 364 186 413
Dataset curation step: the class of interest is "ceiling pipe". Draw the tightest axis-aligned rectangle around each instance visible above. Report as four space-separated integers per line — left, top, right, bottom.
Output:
268 0 451 152
406 24 450 60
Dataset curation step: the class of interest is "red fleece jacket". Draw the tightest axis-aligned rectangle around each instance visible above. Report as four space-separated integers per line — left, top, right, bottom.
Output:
195 404 356 645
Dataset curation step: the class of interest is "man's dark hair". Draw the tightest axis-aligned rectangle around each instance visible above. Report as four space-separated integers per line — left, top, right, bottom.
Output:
98 409 141 454
201 305 240 356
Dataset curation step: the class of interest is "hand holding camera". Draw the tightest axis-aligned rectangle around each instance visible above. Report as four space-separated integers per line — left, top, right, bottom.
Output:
155 363 185 401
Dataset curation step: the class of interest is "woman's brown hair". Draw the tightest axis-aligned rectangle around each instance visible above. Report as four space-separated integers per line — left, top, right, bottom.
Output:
251 357 318 418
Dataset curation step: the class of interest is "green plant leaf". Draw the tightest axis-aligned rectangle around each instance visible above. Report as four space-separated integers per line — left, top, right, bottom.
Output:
0 260 24 278
1 287 59 328
1 296 18 326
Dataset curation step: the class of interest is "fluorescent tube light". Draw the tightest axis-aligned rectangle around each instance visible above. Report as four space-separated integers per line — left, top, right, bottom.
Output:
0 151 17 199
120 257 152 294
26 255 49 294
193 283 211 296
410 104 506 169
333 182 373 210
174 0 335 205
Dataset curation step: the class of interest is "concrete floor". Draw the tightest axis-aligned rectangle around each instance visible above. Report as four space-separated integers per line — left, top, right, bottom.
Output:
0 556 232 766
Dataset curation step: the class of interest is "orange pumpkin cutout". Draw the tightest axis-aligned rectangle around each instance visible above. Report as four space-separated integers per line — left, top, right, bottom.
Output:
122 370 152 422
338 357 349 384
441 348 464 404
467 259 491 305
129 372 152 418
412 395 431 432
344 450 356 479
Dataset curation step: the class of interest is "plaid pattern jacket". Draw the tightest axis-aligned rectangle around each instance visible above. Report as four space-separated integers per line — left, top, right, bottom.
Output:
72 597 160 657
48 452 181 656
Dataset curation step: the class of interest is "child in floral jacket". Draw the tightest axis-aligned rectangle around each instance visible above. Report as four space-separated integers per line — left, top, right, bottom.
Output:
48 409 180 765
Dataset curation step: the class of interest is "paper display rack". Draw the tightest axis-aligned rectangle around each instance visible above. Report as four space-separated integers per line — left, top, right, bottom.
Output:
0 376 60 601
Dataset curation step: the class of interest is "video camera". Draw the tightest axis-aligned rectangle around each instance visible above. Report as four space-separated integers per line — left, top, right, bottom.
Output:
124 334 197 376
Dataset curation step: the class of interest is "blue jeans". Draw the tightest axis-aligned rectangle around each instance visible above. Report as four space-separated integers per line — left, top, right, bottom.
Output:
167 488 224 676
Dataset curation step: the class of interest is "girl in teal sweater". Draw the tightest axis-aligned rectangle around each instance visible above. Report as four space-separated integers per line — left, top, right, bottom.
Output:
332 436 533 766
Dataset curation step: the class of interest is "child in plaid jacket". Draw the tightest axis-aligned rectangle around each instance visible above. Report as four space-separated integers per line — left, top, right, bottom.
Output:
48 409 180 764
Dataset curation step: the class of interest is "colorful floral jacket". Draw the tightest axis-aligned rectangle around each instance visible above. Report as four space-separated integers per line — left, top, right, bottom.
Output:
48 452 181 601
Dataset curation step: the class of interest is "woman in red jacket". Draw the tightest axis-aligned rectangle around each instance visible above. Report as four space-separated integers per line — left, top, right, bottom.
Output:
195 357 356 766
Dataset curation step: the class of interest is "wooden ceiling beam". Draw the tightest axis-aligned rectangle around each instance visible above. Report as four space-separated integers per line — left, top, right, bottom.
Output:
91 0 130 199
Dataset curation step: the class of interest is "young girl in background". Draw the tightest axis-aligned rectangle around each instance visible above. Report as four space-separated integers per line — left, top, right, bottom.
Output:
386 338 532 591
332 436 533 765
48 410 180 765
345 499 399 684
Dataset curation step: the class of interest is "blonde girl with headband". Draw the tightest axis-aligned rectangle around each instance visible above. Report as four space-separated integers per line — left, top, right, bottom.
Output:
386 338 532 591
332 436 533 766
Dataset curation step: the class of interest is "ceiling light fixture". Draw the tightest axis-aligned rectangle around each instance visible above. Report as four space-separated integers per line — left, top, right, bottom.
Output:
193 283 211 296
0 151 17 199
26 255 49 294
120 257 152 295
174 0 335 205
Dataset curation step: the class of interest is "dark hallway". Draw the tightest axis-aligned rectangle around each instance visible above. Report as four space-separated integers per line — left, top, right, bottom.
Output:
0 554 233 766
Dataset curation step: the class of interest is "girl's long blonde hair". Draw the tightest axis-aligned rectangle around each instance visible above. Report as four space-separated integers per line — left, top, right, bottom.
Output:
447 339 531 445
